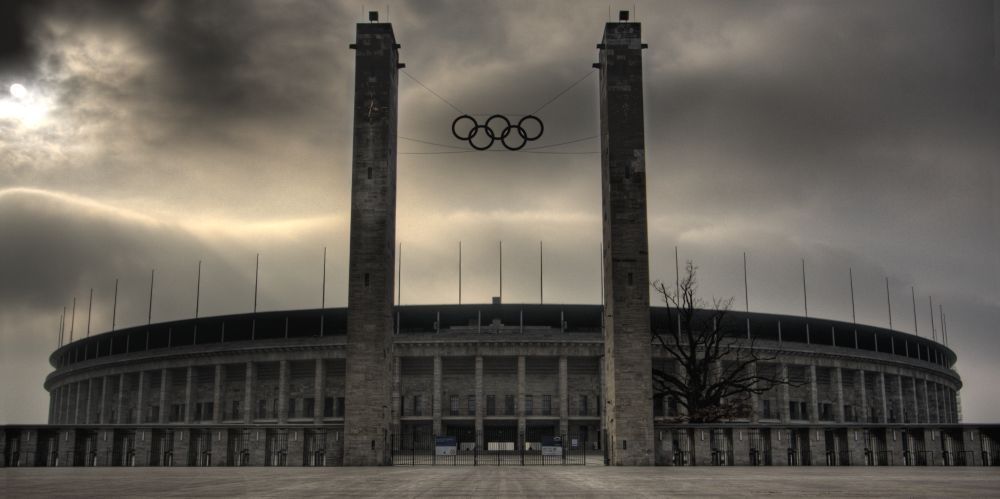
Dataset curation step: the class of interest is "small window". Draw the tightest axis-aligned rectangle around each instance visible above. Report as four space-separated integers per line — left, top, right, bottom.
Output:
336 397 345 417
324 397 334 418
367 167 373 179
288 398 297 418
412 395 422 416
449 395 459 416
486 395 496 416
468 395 475 416
304 398 315 418
627 272 634 286
364 273 370 287
542 395 552 416
232 401 241 420
525 395 533 416
505 395 515 416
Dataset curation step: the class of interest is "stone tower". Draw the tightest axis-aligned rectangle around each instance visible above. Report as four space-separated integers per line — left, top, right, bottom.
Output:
344 19 400 466
598 17 654 465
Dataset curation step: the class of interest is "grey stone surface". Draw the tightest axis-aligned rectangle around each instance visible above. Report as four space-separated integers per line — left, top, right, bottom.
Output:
4 467 1000 497
344 21 399 466
599 20 654 466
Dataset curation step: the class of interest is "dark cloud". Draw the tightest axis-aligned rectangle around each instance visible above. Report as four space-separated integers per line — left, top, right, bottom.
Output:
0 0 997 423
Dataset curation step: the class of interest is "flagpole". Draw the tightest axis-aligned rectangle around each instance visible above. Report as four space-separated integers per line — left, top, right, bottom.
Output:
911 286 919 336
321 246 327 336
195 260 202 319
148 270 155 325
86 288 93 338
69 297 76 343
885 277 893 330
458 241 462 305
111 278 118 333
928 296 936 342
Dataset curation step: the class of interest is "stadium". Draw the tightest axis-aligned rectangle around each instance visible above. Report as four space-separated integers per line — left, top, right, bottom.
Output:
2 13 997 468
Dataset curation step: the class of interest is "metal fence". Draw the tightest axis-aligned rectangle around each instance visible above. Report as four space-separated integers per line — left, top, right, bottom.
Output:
389 432 599 466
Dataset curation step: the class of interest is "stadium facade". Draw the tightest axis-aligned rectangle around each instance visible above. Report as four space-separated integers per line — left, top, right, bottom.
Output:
2 15 998 468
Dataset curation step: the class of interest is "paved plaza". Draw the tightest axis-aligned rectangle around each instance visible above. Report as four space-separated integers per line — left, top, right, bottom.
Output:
3 467 1000 497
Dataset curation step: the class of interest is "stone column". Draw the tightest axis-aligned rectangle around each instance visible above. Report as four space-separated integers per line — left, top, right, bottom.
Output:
84 378 93 424
858 370 868 423
896 373 905 423
74 381 83 424
808 364 819 423
392 356 402 437
517 356 526 440
475 356 484 448
675 362 688 419
213 365 223 423
878 371 889 424
921 378 930 424
432 356 442 435
116 374 125 424
48 387 58 424
314 359 325 423
278 360 289 424
559 356 568 438
598 17 654 466
833 366 845 423
243 362 254 424
184 366 194 423
749 361 760 423
98 376 109 424
135 371 145 424
342 19 400 467
159 368 170 423
779 364 791 423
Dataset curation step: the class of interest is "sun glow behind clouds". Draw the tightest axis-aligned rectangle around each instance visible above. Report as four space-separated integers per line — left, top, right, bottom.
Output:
1 83 51 127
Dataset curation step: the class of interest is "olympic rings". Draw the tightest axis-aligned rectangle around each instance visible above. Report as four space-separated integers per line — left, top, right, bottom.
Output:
451 114 544 151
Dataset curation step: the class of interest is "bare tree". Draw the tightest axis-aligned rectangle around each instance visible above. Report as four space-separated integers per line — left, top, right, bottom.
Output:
652 261 796 423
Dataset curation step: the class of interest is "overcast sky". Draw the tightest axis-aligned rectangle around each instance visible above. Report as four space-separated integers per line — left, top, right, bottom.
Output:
1 0 997 424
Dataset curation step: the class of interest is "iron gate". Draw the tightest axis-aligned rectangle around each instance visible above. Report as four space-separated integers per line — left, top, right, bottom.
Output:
390 427 592 465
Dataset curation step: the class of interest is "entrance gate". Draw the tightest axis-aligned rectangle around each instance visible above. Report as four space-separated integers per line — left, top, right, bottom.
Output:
389 428 592 466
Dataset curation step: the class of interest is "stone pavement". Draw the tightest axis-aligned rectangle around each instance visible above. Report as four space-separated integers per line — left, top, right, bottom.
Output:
3 466 999 497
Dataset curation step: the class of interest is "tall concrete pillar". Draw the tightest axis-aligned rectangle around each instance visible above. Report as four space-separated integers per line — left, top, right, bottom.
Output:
314 359 325 423
184 366 194 423
213 365 223 423
135 371 145 424
808 364 819 423
674 362 687 419
48 386 56 424
74 381 83 424
432 356 442 436
896 374 905 423
391 356 402 437
343 18 400 467
878 371 889 423
158 368 170 423
115 374 125 424
517 356 526 439
779 364 791 423
749 361 760 423
475 356 484 447
858 370 868 423
598 15 654 466
921 378 930 424
559 356 569 438
98 376 109 424
278 360 289 424
243 362 254 424
84 378 93 424
833 366 845 423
